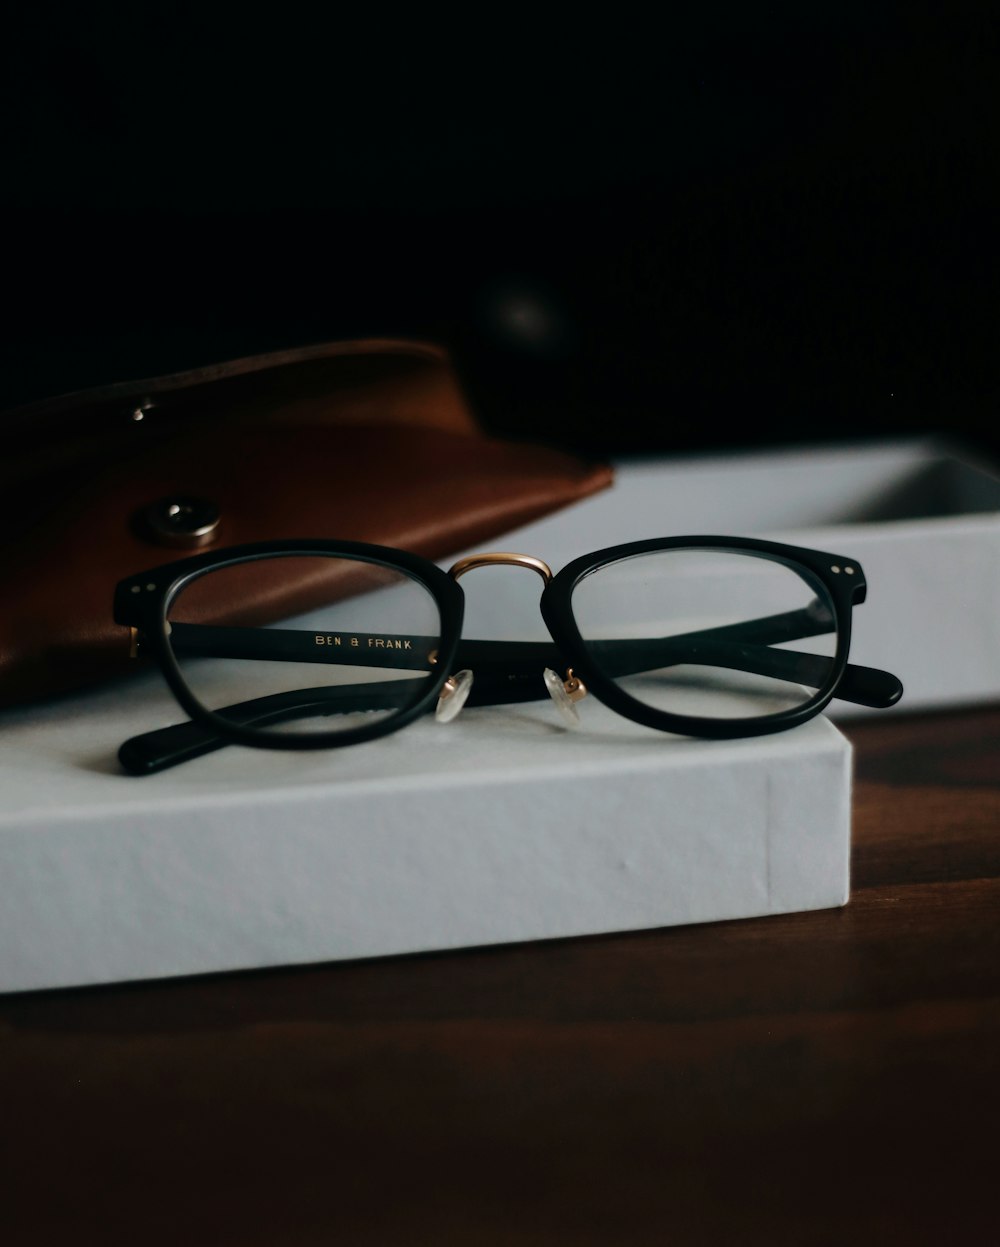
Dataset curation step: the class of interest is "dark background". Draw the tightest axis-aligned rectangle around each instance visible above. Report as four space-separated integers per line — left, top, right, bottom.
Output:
2 4 997 456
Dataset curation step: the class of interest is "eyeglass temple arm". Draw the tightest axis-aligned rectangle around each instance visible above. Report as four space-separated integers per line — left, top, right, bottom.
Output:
120 608 900 774
167 608 897 708
118 635 571 775
168 607 900 706
118 679 426 774
584 604 902 708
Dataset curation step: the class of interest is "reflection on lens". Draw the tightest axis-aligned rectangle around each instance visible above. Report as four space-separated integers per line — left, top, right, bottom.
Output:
572 549 838 721
166 555 442 737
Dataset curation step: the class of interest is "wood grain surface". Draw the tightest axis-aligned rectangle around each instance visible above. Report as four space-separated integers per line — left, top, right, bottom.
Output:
2 708 998 1245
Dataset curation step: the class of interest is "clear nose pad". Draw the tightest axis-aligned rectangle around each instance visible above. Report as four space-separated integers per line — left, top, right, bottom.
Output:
435 669 474 723
544 667 587 729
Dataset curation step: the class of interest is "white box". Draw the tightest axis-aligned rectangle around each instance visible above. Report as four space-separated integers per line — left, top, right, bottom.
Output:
0 441 883 993
0 684 850 994
489 438 1000 715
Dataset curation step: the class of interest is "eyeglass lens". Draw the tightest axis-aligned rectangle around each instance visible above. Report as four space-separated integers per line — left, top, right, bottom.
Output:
570 548 839 721
165 555 443 737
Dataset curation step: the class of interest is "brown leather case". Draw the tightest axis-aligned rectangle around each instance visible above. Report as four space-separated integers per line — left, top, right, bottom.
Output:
1 339 612 705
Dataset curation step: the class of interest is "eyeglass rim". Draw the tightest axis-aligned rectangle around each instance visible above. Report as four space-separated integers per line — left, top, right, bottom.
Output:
115 540 466 751
542 535 859 740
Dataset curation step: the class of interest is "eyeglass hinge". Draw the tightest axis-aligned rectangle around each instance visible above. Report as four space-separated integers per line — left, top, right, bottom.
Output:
128 627 142 659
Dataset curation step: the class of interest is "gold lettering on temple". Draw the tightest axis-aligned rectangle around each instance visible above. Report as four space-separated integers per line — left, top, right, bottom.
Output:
315 633 414 650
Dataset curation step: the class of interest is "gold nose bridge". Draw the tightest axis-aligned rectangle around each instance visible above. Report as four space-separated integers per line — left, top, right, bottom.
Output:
447 552 553 584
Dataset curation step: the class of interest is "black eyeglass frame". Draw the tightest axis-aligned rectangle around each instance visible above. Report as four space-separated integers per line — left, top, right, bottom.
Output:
115 539 466 754
546 535 860 740
114 534 899 764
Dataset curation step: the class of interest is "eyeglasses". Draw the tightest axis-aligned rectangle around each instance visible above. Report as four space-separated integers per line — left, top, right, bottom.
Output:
113 536 903 774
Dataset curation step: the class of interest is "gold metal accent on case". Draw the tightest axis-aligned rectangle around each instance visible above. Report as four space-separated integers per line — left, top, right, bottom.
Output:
563 669 588 702
128 627 141 659
447 551 553 584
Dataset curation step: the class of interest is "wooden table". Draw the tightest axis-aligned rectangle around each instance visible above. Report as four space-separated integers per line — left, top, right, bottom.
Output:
3 708 998 1245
